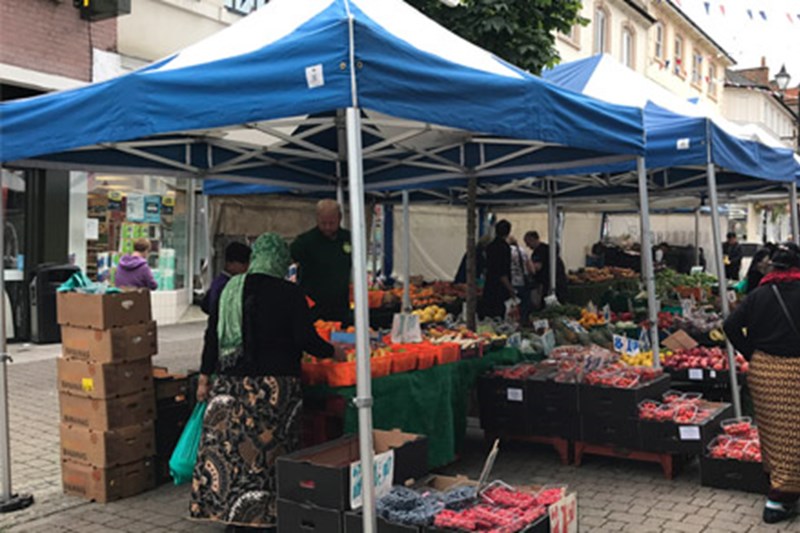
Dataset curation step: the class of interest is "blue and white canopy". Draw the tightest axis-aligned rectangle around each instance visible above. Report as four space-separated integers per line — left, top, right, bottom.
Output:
0 0 644 194
543 55 797 184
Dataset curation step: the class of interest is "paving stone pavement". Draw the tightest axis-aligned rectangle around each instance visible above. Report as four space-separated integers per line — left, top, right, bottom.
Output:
0 321 797 532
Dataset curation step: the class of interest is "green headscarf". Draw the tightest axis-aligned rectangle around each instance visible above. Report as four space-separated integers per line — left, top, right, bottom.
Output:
217 233 291 369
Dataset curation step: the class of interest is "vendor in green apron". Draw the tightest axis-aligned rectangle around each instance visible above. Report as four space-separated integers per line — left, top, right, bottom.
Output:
291 199 352 324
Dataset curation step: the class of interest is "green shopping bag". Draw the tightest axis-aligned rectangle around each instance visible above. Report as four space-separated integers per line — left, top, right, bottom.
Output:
169 401 207 485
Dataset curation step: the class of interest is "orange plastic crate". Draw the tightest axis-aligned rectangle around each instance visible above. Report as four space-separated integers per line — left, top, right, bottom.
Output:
434 343 461 365
390 351 418 374
371 356 392 379
327 361 357 387
368 291 385 309
417 348 437 370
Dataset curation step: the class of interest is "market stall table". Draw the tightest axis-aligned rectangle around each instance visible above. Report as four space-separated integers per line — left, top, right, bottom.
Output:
303 348 525 469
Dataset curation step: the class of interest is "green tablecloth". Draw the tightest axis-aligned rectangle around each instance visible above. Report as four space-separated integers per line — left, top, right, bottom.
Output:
304 348 523 469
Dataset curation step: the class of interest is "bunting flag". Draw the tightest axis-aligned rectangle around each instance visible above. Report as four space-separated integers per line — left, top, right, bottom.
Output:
705 75 710 83
760 10 767 21
719 4 725 16
703 2 710 15
788 13 794 24
747 9 753 19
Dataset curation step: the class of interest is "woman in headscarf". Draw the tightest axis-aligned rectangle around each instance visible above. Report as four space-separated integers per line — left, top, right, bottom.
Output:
723 242 800 524
191 233 337 531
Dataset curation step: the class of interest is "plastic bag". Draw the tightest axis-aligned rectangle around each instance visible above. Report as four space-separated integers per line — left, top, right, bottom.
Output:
169 401 207 485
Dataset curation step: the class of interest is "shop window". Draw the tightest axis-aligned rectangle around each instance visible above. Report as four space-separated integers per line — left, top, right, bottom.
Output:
692 52 703 86
86 175 189 291
673 35 684 76
708 62 717 96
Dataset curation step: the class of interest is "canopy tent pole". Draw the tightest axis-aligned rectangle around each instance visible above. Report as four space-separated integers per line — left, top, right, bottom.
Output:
694 207 701 266
547 186 557 297
707 161 743 417
402 190 411 311
336 163 348 230
0 171 33 513
637 158 661 366
790 182 799 246
466 175 478 331
345 107 377 532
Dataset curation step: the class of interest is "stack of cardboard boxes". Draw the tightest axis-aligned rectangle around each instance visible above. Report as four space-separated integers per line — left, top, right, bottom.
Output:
56 290 158 502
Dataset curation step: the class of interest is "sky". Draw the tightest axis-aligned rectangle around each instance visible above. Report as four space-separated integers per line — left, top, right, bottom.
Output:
673 0 800 86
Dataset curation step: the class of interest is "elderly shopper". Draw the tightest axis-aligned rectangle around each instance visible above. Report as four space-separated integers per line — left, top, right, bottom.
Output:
723 243 800 524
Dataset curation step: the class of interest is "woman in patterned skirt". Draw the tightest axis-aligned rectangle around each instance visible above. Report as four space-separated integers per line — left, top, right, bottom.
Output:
191 232 338 531
724 242 800 524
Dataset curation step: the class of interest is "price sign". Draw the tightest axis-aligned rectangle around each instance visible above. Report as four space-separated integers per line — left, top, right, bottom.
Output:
349 450 394 510
507 388 524 402
679 426 701 441
549 492 578 533
688 368 704 381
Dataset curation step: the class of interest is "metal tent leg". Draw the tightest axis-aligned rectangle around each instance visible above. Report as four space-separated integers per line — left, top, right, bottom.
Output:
402 191 411 311
637 158 660 367
547 191 557 297
345 108 377 532
707 162 742 417
790 182 799 246
0 169 33 513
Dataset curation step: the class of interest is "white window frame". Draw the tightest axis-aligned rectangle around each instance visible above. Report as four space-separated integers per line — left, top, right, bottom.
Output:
622 27 634 68
594 5 610 54
673 35 684 76
708 62 717 96
654 22 665 59
692 52 703 86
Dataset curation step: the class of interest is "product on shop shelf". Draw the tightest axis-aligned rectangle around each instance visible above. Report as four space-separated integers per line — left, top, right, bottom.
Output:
663 347 749 373
492 364 539 380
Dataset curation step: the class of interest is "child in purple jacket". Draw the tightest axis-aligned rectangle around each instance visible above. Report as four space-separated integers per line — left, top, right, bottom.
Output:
115 238 158 290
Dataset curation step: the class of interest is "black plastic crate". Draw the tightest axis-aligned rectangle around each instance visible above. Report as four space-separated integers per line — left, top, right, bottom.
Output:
530 407 581 440
699 456 769 494
580 413 642 448
579 374 670 417
477 375 531 435
527 374 579 414
425 513 548 533
278 499 343 533
344 511 420 533
639 402 733 454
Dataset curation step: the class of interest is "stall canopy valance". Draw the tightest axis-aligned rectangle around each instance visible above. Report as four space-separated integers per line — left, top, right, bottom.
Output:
0 0 645 193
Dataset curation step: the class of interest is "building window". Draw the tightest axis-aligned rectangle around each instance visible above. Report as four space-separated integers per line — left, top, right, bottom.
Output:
622 27 635 68
654 22 665 59
594 5 610 54
673 35 684 76
692 52 703 86
708 63 717 96
558 24 581 49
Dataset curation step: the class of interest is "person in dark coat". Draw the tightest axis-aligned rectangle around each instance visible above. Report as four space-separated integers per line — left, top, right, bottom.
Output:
481 220 515 319
744 245 775 295
723 243 800 524
723 232 744 281
201 241 252 315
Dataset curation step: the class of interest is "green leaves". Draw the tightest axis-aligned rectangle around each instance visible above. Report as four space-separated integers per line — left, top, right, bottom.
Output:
408 0 585 74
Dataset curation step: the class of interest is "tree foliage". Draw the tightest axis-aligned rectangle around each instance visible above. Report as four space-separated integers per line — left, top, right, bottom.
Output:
407 0 587 74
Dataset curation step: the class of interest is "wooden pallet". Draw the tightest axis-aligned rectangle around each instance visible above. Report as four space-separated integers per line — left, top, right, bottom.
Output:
574 441 681 479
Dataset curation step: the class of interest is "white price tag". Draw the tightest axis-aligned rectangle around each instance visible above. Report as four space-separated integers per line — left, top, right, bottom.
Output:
679 426 701 441
710 370 717 379
349 450 394 510
549 492 578 533
688 369 704 381
507 388 524 402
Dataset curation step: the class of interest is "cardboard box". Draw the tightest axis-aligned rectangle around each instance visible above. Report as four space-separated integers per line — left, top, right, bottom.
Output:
60 422 156 467
277 499 343 533
277 429 428 510
61 322 157 364
57 290 151 330
60 389 156 430
62 457 155 503
57 357 154 399
344 511 419 533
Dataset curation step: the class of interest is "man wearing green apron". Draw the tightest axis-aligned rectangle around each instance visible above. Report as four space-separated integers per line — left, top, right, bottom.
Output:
291 200 352 324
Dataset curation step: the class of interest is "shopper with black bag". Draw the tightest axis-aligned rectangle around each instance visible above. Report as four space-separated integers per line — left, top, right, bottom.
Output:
724 242 800 524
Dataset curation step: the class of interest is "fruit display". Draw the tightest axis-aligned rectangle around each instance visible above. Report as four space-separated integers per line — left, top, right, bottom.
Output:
426 326 485 353
412 305 448 324
568 266 637 285
492 363 539 380
638 393 716 424
708 434 761 462
583 365 663 388
672 309 723 336
620 350 658 367
663 347 749 373
579 308 606 328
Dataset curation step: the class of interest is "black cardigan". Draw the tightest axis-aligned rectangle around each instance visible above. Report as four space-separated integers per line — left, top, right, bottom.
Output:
201 274 334 377
723 280 800 359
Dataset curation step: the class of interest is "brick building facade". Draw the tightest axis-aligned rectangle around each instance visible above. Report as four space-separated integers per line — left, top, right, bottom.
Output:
0 0 116 87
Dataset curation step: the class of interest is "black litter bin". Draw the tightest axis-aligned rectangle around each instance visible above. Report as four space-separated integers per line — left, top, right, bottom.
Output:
30 264 80 344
